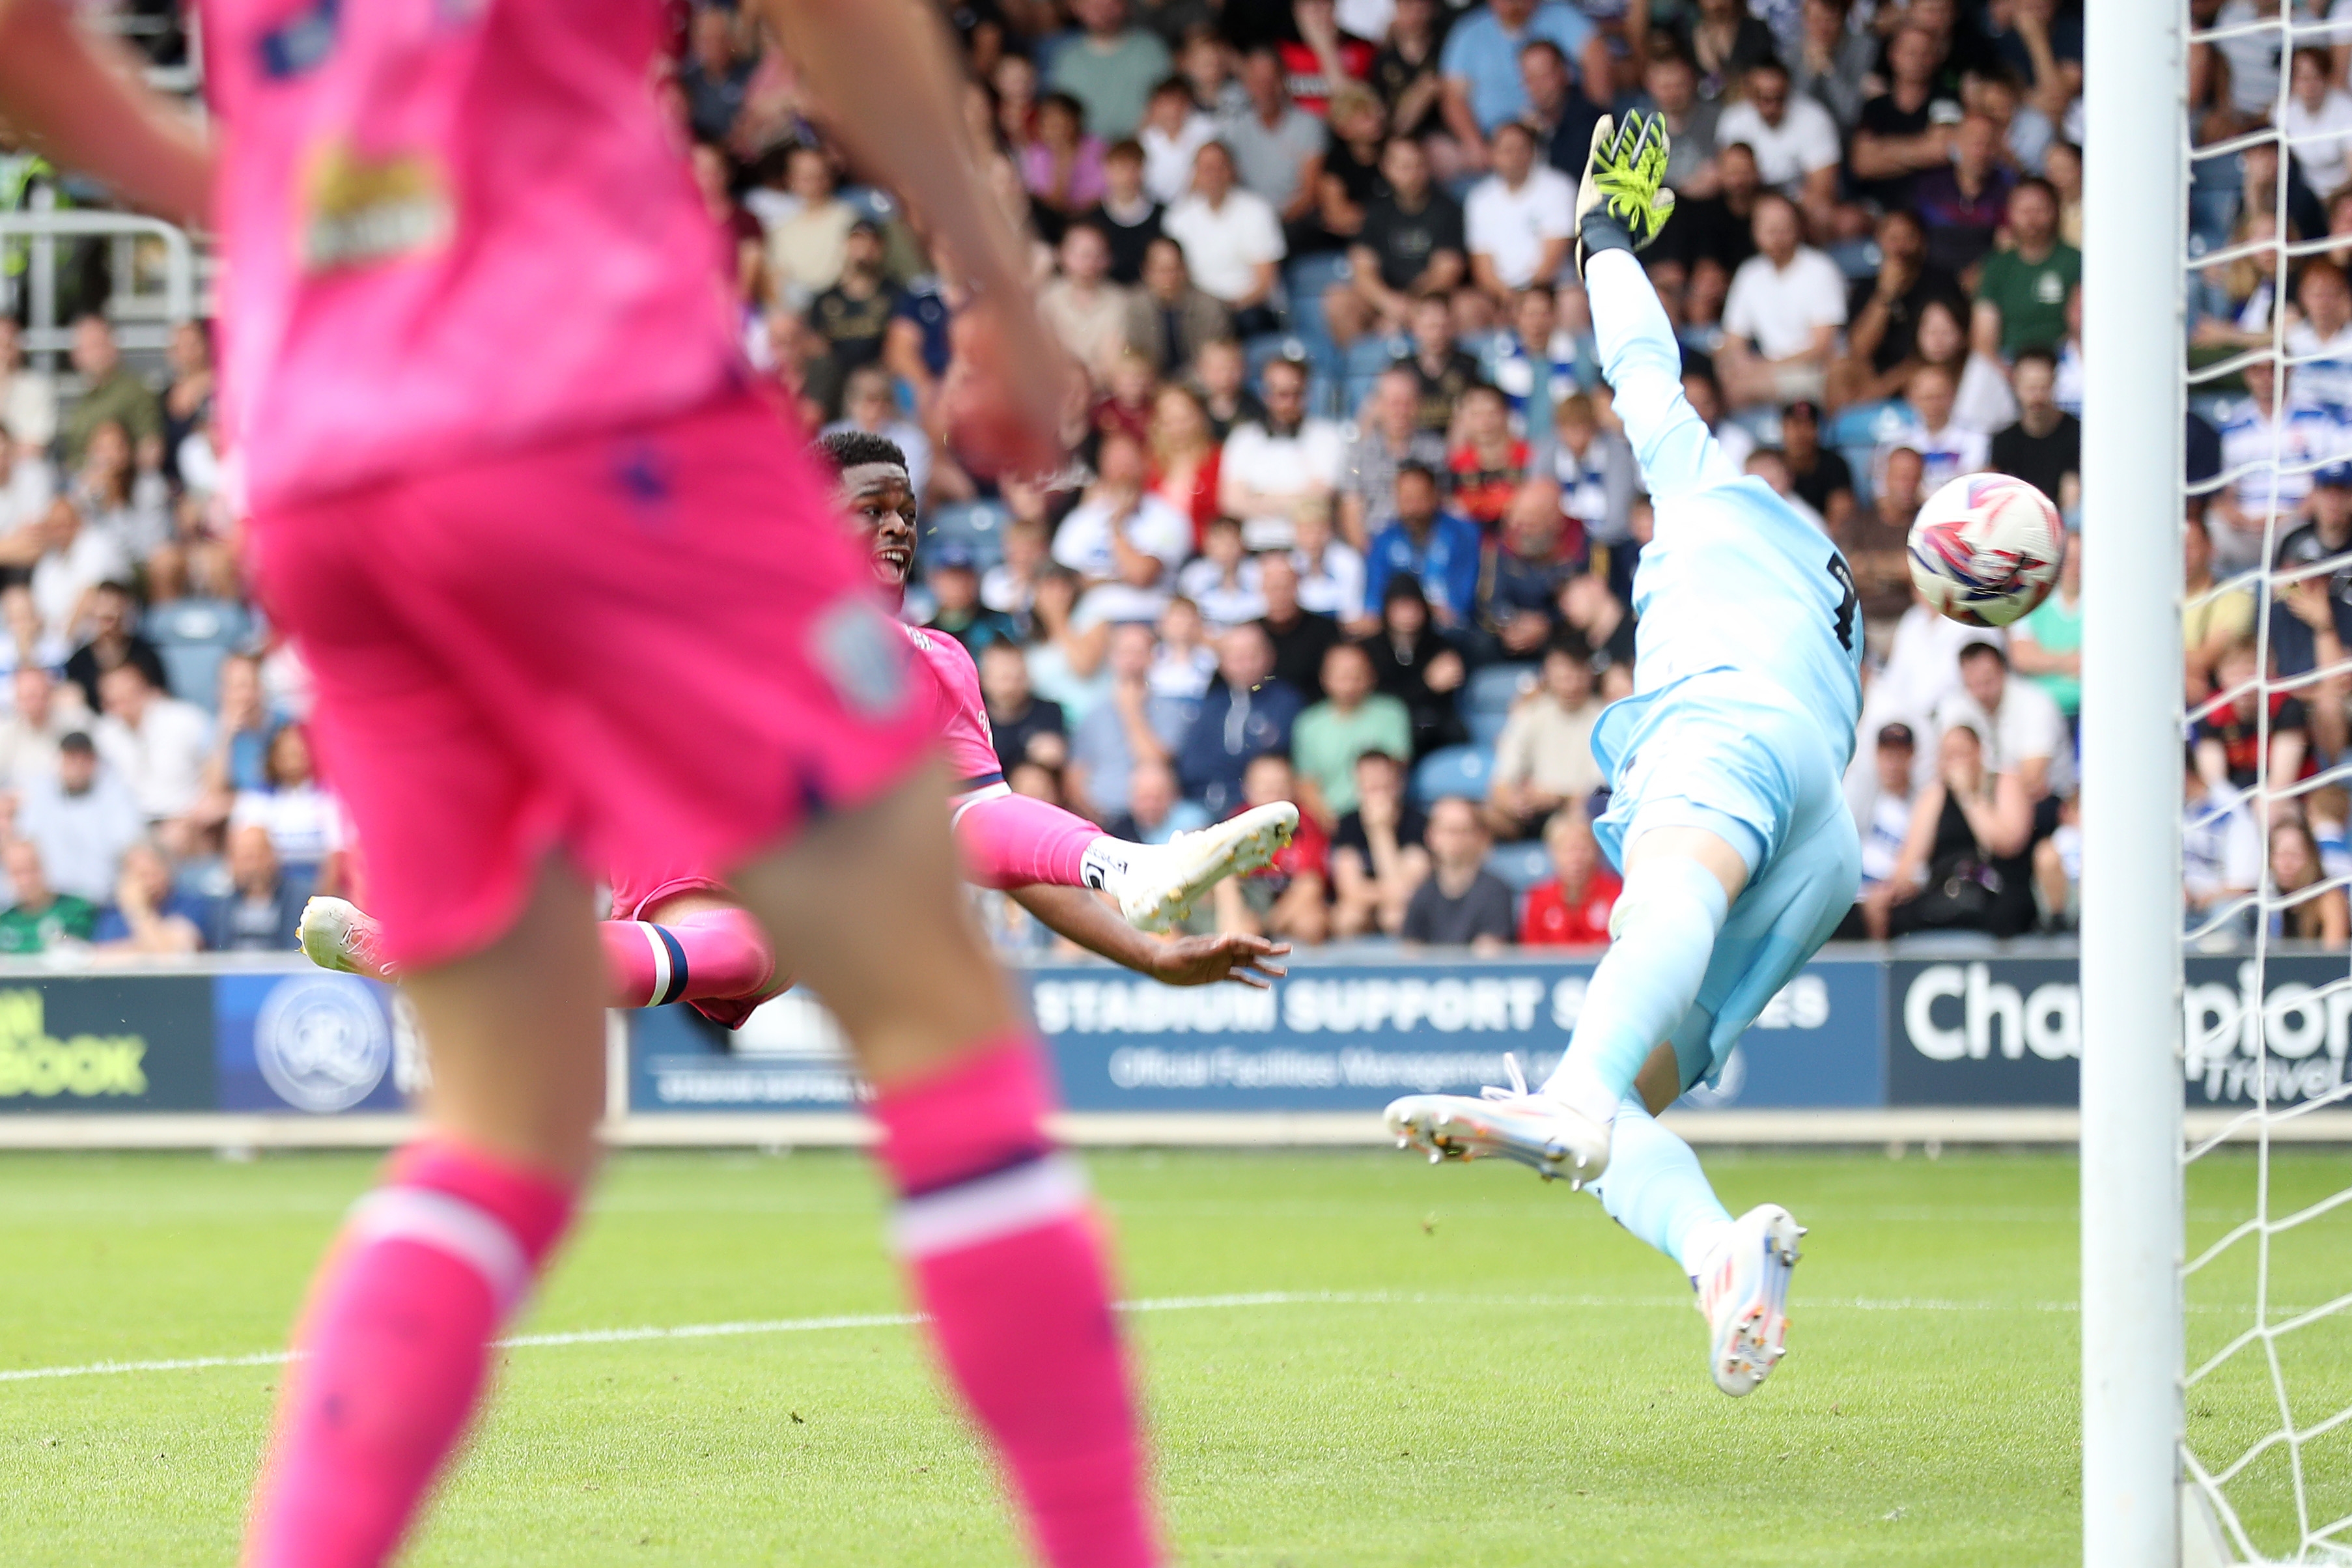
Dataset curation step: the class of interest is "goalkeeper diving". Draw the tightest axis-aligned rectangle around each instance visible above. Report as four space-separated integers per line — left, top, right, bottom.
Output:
1385 114 1864 1397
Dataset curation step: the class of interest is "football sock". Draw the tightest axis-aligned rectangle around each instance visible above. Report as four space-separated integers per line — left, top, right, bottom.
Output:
954 791 1123 894
598 906 776 1009
243 1141 576 1568
869 1037 1159 1568
1588 1095 1733 1280
1543 854 1728 1123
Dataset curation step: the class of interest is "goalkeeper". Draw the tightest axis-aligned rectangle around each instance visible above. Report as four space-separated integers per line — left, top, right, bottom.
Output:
1385 115 1865 1397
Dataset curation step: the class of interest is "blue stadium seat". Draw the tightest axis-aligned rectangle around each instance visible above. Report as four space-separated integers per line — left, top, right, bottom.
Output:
1827 399 1908 450
1828 238 1883 282
1412 744 1492 805
1464 660 1539 718
1285 250 1352 303
1466 708 1511 748
147 596 251 709
1840 443 1879 510
919 501 1007 574
1485 840 1553 893
1344 332 1408 379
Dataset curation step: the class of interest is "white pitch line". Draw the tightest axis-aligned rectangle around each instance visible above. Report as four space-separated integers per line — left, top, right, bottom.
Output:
12 1287 2291 1387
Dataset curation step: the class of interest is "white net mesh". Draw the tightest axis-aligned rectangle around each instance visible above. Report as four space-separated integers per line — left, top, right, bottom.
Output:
2181 7 2352 1559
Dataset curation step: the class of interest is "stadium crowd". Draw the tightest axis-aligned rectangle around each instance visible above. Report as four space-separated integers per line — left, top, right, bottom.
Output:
0 0 2346 959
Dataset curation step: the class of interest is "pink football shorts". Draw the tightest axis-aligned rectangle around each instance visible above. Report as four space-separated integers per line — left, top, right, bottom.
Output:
249 391 933 969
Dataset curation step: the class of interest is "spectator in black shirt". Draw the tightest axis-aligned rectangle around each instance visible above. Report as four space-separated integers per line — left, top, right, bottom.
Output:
1257 552 1341 703
64 581 171 712
1402 292 1484 436
1473 477 1575 664
1367 0 1447 143
2194 639 2310 796
1849 22 1963 210
925 544 1024 656
1328 137 1466 344
1654 139 1760 279
1330 748 1430 938
1833 207 1967 406
805 221 903 414
1400 796 1515 950
1519 38 1606 182
1989 348 2082 511
1781 399 1856 535
2271 464 2352 693
1366 575 1468 756
980 639 1069 775
1084 140 1164 285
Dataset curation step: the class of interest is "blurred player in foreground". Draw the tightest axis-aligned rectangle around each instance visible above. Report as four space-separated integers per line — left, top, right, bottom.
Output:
1385 115 1865 1397
0 1 1177 1563
302 428 1299 1010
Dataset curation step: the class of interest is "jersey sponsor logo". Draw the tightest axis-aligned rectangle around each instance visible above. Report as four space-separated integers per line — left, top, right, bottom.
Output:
257 0 340 79
811 598 912 720
254 973 391 1113
296 142 453 273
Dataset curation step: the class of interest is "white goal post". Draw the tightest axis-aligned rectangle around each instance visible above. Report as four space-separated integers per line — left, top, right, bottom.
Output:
2080 1 2186 1566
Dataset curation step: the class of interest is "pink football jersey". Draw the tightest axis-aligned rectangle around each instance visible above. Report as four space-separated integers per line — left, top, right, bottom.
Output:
901 624 1003 794
201 0 743 509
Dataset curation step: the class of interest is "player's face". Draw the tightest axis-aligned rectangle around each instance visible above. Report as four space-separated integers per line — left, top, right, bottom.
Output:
841 464 918 587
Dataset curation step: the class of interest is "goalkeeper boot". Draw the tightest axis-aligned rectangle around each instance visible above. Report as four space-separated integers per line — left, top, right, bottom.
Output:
299 896 398 983
1573 109 1677 281
1693 1203 1806 1397
1385 1054 1612 1190
1115 802 1299 932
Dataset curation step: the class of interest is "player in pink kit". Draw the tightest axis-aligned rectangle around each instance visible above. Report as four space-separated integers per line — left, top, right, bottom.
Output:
0 4 1175 1567
303 428 1300 1020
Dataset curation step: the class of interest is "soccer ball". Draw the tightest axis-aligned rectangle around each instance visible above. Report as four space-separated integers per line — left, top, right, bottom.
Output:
1905 472 2063 628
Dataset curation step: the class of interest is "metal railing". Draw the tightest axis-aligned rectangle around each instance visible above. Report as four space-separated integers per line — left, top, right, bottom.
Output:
1 197 202 369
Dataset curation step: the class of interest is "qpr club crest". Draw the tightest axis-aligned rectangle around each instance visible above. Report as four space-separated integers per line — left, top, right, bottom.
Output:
255 973 393 1113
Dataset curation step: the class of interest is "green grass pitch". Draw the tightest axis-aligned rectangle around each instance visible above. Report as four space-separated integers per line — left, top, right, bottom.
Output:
1 1145 2346 1566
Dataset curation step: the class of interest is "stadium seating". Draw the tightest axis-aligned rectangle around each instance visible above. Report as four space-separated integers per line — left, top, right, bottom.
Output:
1484 839 1552 893
147 596 251 710
1461 660 1537 746
919 501 1007 574
1412 744 1492 805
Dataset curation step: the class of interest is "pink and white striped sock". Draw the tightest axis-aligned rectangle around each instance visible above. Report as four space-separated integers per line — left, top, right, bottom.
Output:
870 1039 1160 1568
598 905 776 1009
242 1142 576 1568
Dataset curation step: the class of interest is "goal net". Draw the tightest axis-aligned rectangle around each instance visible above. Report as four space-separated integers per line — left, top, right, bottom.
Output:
2108 3 2352 1563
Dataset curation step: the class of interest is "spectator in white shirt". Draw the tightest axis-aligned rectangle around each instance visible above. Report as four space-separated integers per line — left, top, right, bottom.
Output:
229 723 347 879
1177 515 1270 629
2285 49 2352 200
15 731 143 904
0 665 87 793
6 498 132 647
2286 259 2352 413
1291 504 1370 627
1162 141 1286 331
1138 76 1218 205
1052 429 1196 625
1718 192 1849 408
1464 120 1575 300
92 662 213 824
1933 639 2073 803
2184 753 2261 936
1875 361 1991 494
0 421 54 539
1219 356 1347 550
0 319 57 460
1713 58 1843 232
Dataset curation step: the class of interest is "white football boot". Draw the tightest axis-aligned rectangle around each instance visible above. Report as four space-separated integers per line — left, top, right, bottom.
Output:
1692 1203 1806 1396
1114 801 1300 932
1384 1054 1614 1190
298 896 398 983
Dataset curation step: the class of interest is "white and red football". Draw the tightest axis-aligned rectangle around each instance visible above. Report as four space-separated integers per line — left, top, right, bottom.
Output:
1905 472 2064 628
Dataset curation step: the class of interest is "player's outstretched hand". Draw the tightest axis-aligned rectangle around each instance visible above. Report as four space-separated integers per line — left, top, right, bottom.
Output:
1573 110 1677 281
944 297 1069 480
1147 932 1292 989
